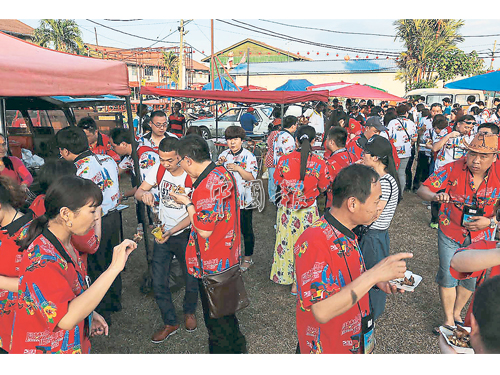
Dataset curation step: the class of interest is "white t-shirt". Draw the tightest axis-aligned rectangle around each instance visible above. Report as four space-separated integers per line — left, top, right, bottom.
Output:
387 117 417 159
308 111 325 136
145 164 191 236
419 117 433 156
218 148 258 209
273 130 296 166
434 132 474 171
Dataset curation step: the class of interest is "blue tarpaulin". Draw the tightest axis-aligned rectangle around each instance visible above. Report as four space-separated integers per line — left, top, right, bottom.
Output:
445 71 500 91
274 79 313 91
202 78 239 91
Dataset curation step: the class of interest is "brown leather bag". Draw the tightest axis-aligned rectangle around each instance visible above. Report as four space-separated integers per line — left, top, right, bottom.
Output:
193 167 250 319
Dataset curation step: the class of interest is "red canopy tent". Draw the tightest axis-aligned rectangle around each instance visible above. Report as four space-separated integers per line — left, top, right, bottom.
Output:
0 31 130 97
307 82 405 102
140 87 329 104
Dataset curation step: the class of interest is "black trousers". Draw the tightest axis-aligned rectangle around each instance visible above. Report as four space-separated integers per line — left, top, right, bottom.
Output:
198 278 247 354
412 152 431 190
87 210 122 315
405 145 416 190
240 209 255 257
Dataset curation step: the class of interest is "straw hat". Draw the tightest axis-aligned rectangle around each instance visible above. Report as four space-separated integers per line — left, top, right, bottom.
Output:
465 133 500 154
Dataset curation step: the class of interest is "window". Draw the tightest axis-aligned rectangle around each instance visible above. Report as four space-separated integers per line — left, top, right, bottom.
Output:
144 66 154 76
219 109 240 122
130 66 138 76
455 94 479 106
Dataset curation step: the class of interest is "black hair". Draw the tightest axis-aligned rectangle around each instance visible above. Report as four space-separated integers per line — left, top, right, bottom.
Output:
478 123 500 135
457 114 476 123
55 126 89 155
416 103 425 112
469 106 481 115
136 103 148 116
282 115 298 129
36 159 77 194
0 175 26 210
327 126 348 148
383 112 397 126
396 104 408 116
18 175 103 251
176 134 211 163
159 136 179 153
109 127 133 145
0 134 14 171
433 114 448 130
295 125 316 181
421 108 430 118
370 106 383 116
467 95 476 103
419 96 425 102
185 126 203 136
150 110 167 120
494 98 500 103
77 116 98 133
331 164 380 208
225 125 246 140
430 103 442 110
472 275 500 353
477 101 485 107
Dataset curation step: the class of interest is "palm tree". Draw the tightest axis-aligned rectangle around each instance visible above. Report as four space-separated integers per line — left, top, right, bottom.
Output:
34 19 84 55
162 51 179 88
394 19 464 90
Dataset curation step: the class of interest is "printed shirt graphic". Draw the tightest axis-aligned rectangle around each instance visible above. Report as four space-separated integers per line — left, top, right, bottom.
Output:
308 111 325 136
295 216 370 354
325 149 359 206
75 152 120 216
185 166 241 278
418 117 434 156
119 148 160 199
423 158 500 243
347 118 364 138
387 117 417 158
137 132 179 152
273 130 296 166
89 132 120 163
346 134 366 160
274 150 332 209
218 148 258 209
0 217 31 352
145 164 192 235
434 133 474 171
11 234 91 354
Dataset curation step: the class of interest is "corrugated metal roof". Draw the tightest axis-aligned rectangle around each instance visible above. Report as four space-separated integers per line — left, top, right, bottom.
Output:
230 59 398 75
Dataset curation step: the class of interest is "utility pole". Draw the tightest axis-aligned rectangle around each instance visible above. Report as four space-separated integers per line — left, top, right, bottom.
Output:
94 27 99 46
211 20 214 90
246 47 250 88
490 40 497 71
178 19 185 90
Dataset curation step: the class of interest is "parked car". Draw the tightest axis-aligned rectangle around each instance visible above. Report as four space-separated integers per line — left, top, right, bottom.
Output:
188 105 273 139
405 88 486 108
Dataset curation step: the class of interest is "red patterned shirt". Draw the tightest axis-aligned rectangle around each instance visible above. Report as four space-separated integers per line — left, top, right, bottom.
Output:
325 149 359 206
422 158 500 243
11 230 91 354
274 150 332 209
0 212 33 352
295 212 370 354
89 132 120 163
347 118 364 138
185 163 241 278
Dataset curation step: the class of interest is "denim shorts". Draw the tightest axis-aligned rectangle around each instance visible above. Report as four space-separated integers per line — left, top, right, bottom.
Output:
436 229 476 291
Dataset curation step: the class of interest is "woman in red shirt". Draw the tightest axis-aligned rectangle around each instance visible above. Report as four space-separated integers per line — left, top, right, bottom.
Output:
11 176 136 354
0 134 33 190
0 177 34 353
271 125 332 294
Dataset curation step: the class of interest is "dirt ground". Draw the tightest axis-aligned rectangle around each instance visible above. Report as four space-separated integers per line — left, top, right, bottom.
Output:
90 175 457 354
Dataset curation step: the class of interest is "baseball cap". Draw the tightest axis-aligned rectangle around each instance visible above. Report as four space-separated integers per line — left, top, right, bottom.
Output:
247 107 255 112
363 134 393 159
365 116 387 132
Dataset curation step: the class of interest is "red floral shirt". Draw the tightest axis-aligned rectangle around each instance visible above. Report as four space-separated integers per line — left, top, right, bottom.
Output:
0 212 32 352
89 132 120 163
423 158 500 243
11 231 91 354
347 118 364 138
346 134 366 160
274 150 332 209
185 164 241 278
295 212 370 354
325 149 359 206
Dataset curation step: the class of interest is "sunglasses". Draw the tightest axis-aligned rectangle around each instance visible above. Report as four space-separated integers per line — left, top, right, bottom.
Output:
463 121 476 125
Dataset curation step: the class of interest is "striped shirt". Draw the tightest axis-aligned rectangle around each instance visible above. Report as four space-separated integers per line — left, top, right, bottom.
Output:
371 174 398 230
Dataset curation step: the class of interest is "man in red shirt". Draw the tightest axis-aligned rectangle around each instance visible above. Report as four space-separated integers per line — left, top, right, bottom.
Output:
417 132 500 332
168 102 186 137
170 134 247 354
295 164 412 354
77 117 120 163
346 116 387 159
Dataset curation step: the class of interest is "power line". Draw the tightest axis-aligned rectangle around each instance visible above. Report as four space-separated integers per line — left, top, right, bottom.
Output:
103 19 143 22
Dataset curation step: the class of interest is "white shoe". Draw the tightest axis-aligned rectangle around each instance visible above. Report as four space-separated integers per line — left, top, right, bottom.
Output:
262 170 269 179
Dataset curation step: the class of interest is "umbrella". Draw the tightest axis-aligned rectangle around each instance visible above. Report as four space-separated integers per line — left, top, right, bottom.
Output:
445 71 500 91
308 82 404 101
275 79 313 91
202 78 239 91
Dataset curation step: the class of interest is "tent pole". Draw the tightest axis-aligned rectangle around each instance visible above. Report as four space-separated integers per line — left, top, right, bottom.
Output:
0 99 6 137
215 101 219 140
214 54 240 91
281 103 284 128
125 95 153 294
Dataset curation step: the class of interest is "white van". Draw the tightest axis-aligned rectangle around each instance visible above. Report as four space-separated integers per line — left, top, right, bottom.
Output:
405 88 486 108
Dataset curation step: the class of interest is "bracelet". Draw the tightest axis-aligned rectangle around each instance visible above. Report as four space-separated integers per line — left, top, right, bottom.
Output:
186 203 194 209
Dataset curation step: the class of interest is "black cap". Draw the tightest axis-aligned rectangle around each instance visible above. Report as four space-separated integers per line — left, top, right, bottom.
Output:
363 134 392 159
364 116 387 132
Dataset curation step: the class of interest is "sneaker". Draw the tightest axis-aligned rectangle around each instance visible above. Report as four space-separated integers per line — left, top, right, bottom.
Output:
184 314 197 332
151 324 179 343
430 222 438 229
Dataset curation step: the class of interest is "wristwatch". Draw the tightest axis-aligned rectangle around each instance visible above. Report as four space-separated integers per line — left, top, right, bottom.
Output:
186 202 194 209
490 217 497 228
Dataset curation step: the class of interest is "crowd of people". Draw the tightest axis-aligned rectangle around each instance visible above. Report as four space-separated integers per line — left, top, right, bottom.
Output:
2 95 500 355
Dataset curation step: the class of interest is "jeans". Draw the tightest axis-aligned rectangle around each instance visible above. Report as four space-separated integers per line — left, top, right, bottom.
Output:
360 228 390 320
397 157 410 194
240 209 255 257
198 279 247 354
436 229 476 291
267 167 277 204
152 230 198 326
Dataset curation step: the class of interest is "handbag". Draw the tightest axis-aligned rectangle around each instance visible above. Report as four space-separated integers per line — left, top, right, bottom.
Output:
193 167 250 319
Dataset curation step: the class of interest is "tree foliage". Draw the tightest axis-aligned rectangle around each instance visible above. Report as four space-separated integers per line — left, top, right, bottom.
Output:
162 51 179 86
34 19 84 55
394 19 484 91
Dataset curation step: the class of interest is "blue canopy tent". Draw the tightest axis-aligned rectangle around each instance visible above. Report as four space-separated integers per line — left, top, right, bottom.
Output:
274 79 313 91
202 77 239 91
445 71 500 91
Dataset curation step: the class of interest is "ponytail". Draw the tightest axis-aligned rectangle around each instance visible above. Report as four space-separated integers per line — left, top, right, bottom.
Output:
2 156 14 171
382 153 402 204
296 125 316 181
17 215 49 251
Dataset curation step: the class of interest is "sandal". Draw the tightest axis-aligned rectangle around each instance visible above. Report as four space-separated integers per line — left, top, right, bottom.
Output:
240 259 254 272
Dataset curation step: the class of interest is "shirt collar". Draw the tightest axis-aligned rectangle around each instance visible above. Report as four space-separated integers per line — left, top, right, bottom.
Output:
230 147 244 156
332 148 347 156
324 209 356 240
73 149 94 164
3 210 33 237
192 162 217 190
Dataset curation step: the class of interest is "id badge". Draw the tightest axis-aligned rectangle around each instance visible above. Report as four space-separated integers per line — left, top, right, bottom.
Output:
453 145 466 160
361 312 375 354
462 205 484 226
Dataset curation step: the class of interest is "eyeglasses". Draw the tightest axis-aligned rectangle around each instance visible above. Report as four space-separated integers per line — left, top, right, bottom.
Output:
152 122 168 129
464 121 476 125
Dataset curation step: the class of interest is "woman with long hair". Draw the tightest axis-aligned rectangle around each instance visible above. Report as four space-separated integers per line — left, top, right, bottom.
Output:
270 125 332 294
0 177 34 353
0 134 33 190
360 135 401 320
11 176 136 354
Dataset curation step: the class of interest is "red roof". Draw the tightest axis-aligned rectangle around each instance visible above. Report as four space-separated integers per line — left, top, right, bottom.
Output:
0 31 130 97
0 19 34 37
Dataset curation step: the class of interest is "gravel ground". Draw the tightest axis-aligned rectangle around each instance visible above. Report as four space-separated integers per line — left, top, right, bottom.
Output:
90 176 459 354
